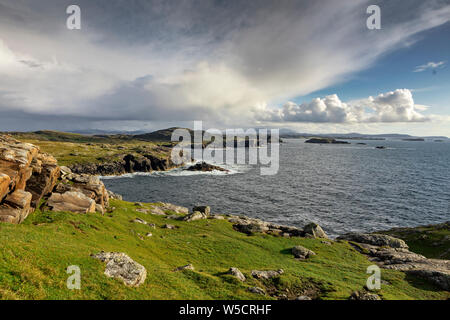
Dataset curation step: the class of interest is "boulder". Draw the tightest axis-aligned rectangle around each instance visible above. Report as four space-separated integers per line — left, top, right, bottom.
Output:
183 211 208 222
192 205 211 216
185 162 229 172
337 233 408 249
91 252 147 287
0 189 32 223
303 223 328 239
349 291 381 300
47 191 96 213
107 190 123 200
149 206 166 216
251 269 284 280
175 264 194 271
228 267 246 282
234 222 269 235
292 245 316 259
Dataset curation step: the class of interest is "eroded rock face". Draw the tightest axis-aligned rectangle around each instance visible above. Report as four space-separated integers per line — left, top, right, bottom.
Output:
47 191 96 213
91 252 147 287
0 135 61 223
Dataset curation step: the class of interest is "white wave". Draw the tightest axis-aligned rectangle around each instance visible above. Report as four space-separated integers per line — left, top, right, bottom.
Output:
100 161 248 179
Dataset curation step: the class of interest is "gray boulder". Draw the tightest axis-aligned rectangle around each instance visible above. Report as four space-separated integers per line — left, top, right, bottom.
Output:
337 233 408 249
91 252 147 287
228 267 246 282
292 245 316 259
248 287 265 295
251 269 284 280
303 223 328 239
192 206 211 216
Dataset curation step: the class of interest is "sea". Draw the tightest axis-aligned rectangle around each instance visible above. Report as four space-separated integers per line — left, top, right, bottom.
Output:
102 139 450 237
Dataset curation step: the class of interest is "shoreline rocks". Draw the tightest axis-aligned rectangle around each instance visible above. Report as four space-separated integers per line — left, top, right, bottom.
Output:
305 138 349 144
185 162 229 172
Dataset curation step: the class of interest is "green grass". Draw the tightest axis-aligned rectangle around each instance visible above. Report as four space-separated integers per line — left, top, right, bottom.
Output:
0 200 448 300
378 222 450 259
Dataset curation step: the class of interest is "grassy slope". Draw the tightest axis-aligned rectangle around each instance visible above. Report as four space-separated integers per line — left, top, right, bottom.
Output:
378 223 450 260
7 131 173 167
0 200 448 300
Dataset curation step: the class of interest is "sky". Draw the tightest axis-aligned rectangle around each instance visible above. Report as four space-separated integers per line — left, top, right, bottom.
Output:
0 0 449 136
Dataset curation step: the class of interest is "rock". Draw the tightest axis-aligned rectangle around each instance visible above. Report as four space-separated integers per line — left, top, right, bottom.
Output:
0 173 11 200
59 166 72 176
163 224 177 229
136 208 150 214
107 190 123 200
303 223 328 239
406 269 450 291
183 211 208 222
376 146 386 149
133 218 147 224
146 233 153 237
228 267 246 281
248 287 265 295
210 215 225 220
149 206 166 215
134 202 144 207
175 264 194 271
91 252 147 287
292 245 316 259
337 233 408 249
185 162 228 172
192 205 211 216
156 202 189 214
349 291 381 300
47 191 96 213
234 222 269 235
296 296 312 300
96 204 104 214
0 189 33 223
251 269 284 280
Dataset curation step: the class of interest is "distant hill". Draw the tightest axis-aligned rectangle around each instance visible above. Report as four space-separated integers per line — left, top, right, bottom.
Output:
134 127 194 142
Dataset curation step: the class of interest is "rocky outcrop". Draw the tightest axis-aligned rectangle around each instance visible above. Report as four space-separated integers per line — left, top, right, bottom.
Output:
338 233 408 249
185 162 228 172
349 291 381 300
91 252 147 287
303 223 328 239
69 153 180 176
340 233 449 291
0 135 111 223
0 135 60 223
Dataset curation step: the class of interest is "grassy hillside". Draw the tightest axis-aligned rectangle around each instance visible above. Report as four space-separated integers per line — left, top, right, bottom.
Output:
0 200 448 300
5 131 174 167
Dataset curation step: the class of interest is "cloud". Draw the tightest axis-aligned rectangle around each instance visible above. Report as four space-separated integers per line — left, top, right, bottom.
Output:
255 89 429 123
0 0 449 130
414 61 446 72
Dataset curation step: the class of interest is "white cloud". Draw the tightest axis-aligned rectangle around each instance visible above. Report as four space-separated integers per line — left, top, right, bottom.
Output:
413 61 446 72
255 89 428 123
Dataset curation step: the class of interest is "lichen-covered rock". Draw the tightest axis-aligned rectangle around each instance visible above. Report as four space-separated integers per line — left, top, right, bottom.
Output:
251 269 284 279
292 245 316 259
337 233 408 249
192 205 211 216
47 191 96 213
228 267 246 281
91 252 147 287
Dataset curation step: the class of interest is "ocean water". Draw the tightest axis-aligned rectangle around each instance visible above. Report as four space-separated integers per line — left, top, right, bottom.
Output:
102 139 450 237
